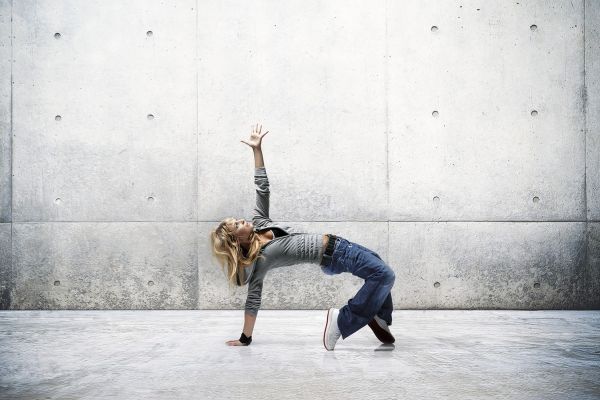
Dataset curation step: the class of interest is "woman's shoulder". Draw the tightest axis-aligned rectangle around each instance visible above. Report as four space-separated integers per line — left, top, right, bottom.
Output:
255 222 296 234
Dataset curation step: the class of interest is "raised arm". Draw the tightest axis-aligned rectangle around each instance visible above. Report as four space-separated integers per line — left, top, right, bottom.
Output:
241 124 271 224
253 158 270 223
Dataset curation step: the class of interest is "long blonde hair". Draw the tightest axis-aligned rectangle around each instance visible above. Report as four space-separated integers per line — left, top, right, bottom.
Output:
209 217 266 287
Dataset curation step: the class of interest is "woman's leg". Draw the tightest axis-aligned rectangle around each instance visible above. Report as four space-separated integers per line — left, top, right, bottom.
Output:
347 242 394 326
377 292 393 326
332 240 396 339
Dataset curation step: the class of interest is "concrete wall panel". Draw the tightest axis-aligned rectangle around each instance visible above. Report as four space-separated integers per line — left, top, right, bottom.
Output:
585 222 600 307
0 223 11 309
388 1 586 221
197 0 388 222
581 222 600 310
11 0 197 222
389 221 590 308
11 222 197 309
0 0 11 222
586 0 600 220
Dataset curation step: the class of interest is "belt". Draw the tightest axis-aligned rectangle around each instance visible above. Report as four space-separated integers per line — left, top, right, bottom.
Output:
320 234 340 266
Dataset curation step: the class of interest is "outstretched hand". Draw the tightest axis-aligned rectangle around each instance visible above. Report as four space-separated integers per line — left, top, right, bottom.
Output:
225 339 245 346
241 123 269 149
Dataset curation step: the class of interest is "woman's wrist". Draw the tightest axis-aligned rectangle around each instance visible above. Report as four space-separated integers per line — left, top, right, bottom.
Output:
252 146 264 168
239 332 252 345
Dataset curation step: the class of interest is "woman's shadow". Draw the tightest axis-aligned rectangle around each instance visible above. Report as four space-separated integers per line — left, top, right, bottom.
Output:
374 343 395 352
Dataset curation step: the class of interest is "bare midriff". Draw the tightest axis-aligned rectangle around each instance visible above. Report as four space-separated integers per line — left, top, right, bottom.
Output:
322 234 329 248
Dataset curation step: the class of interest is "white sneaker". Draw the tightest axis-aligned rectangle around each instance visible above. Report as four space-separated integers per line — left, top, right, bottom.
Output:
323 308 342 351
368 315 395 344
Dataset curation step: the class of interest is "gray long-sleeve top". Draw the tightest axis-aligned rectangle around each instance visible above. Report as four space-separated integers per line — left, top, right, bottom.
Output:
241 166 325 316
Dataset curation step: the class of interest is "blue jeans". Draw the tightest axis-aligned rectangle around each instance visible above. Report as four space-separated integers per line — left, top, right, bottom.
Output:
321 237 395 339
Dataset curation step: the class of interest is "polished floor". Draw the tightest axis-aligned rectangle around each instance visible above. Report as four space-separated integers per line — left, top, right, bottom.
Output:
0 310 599 400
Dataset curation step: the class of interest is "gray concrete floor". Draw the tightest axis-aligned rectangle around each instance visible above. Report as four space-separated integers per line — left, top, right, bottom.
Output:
0 310 598 400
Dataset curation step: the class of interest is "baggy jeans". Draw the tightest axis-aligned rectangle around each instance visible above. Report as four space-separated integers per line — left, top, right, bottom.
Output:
320 237 395 339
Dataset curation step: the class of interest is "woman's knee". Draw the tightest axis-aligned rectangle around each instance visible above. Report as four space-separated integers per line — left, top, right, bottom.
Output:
372 265 395 284
383 268 395 285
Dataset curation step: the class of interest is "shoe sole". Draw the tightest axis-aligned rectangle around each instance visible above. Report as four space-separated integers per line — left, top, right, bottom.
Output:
368 319 395 344
323 308 334 351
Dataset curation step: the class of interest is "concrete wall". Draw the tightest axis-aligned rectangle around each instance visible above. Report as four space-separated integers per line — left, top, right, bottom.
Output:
0 0 598 310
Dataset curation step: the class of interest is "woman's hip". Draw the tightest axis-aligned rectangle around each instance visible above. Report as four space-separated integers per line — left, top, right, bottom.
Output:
320 236 392 278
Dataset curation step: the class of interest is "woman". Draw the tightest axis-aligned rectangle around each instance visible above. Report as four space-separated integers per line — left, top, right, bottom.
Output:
210 123 396 350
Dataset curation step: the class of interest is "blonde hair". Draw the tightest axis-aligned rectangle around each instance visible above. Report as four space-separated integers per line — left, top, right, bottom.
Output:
209 217 266 287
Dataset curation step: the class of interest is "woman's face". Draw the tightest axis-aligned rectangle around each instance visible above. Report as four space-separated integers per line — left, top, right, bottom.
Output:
229 218 254 243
